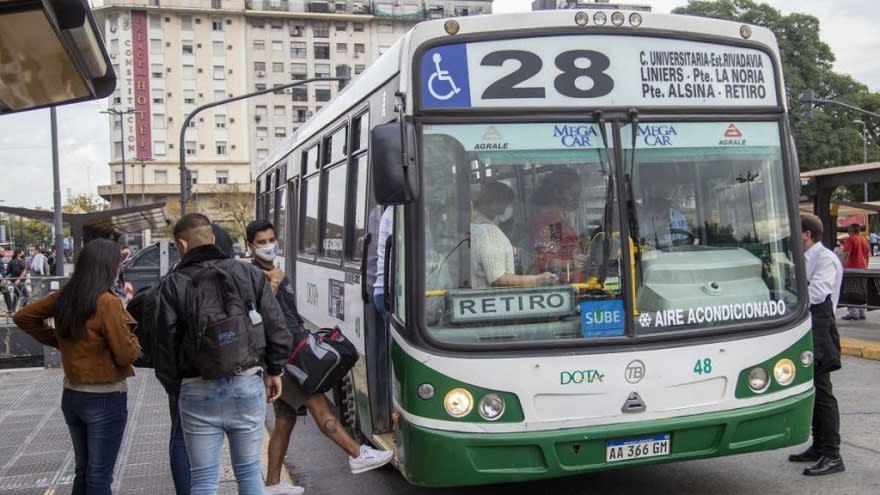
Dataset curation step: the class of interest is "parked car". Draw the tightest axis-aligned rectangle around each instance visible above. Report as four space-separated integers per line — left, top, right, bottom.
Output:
122 241 179 293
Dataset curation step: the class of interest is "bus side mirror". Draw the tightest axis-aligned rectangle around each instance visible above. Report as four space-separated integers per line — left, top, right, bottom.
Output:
370 121 419 205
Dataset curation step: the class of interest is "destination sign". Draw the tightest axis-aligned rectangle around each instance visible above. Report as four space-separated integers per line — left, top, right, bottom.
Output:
419 35 778 109
447 286 576 324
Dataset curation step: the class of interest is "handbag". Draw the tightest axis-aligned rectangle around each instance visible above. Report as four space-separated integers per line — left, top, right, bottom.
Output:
285 326 359 395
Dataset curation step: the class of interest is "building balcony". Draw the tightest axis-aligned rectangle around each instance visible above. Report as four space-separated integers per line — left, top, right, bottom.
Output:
244 0 371 15
96 0 247 12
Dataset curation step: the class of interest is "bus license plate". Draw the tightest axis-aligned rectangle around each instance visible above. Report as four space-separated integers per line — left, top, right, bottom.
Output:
606 434 670 463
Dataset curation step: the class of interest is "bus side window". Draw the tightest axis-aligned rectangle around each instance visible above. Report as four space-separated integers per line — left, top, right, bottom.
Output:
300 173 320 258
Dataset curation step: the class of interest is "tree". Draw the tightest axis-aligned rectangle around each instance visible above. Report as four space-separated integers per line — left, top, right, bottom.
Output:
673 0 878 174
209 183 255 243
63 194 106 214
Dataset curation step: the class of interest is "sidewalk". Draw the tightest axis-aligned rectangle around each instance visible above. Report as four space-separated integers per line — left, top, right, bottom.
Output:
0 369 244 495
836 255 880 361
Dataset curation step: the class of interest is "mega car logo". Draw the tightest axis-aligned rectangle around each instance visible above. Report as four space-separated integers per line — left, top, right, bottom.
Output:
637 124 677 146
719 124 746 145
554 124 598 147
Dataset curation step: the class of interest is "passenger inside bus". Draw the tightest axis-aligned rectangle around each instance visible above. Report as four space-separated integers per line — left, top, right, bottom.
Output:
470 181 557 289
529 169 588 283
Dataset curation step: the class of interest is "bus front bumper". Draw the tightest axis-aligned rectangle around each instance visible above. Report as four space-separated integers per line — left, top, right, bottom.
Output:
399 389 813 487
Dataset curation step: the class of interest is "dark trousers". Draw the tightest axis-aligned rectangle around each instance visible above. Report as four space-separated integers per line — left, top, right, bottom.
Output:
168 395 191 495
812 370 841 456
61 389 128 495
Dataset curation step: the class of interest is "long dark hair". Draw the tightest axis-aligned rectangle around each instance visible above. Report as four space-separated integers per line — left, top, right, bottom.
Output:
54 239 122 340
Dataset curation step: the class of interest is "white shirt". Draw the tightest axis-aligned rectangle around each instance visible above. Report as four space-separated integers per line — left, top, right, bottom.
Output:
804 242 843 309
470 212 514 289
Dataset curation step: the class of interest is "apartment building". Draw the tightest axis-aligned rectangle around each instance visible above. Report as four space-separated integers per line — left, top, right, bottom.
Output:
95 0 492 236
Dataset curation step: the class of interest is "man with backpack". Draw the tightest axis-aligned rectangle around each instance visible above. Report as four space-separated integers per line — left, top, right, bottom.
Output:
154 213 291 495
246 220 392 495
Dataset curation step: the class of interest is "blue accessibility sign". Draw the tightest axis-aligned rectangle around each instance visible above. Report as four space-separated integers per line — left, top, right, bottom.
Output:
421 44 471 108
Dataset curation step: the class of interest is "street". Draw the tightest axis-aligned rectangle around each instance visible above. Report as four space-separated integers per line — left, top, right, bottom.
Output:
278 355 880 495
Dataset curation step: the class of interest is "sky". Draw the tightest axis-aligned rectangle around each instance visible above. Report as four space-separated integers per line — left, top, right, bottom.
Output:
1 0 878 210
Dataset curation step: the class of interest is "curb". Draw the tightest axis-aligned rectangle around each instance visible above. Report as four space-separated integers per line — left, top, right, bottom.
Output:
840 337 880 361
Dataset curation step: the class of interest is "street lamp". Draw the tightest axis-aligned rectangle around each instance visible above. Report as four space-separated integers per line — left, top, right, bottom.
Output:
736 170 760 242
853 119 869 202
100 108 139 208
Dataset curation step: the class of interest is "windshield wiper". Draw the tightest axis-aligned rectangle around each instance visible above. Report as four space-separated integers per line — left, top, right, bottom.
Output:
594 111 614 286
624 108 644 287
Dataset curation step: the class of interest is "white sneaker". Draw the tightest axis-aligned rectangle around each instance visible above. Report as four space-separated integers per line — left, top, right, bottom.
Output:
348 445 394 474
264 480 305 495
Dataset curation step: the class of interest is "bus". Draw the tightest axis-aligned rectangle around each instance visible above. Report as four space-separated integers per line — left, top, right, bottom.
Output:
255 6 811 487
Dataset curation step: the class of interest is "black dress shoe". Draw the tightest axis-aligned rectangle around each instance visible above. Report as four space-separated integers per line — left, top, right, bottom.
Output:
788 447 821 462
803 455 845 476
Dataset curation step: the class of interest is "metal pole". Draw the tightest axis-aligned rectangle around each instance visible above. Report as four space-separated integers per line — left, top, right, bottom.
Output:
50 108 65 277
864 125 869 202
141 161 146 204
178 76 349 215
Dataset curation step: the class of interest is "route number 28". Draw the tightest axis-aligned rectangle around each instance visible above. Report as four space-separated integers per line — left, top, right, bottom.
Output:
480 50 614 99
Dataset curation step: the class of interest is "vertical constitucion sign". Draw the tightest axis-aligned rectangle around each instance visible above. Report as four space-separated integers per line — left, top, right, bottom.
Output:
130 10 152 160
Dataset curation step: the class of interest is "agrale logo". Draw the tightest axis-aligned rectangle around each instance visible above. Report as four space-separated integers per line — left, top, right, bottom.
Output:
475 125 508 150
719 124 746 145
560 369 604 385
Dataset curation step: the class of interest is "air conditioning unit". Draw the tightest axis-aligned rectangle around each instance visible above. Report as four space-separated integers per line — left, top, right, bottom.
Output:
256 71 266 78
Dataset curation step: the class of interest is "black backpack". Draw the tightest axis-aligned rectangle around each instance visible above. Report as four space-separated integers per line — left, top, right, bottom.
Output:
285 326 358 395
126 285 159 368
183 262 261 380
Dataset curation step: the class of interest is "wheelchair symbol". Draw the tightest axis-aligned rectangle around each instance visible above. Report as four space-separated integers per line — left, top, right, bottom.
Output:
427 53 461 101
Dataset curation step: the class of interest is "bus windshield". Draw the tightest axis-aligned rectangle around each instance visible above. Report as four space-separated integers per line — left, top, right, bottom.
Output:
420 120 797 345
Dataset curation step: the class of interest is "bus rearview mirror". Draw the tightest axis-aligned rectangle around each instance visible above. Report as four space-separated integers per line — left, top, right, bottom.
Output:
370 121 420 205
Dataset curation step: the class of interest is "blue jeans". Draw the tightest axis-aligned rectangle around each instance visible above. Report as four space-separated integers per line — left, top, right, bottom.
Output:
179 375 266 495
373 288 389 321
168 395 191 495
61 389 128 495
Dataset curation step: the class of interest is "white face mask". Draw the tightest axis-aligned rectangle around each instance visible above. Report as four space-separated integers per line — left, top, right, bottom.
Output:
254 242 278 262
497 205 514 223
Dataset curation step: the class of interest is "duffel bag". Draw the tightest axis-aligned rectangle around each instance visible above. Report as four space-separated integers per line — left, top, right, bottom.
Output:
285 326 358 395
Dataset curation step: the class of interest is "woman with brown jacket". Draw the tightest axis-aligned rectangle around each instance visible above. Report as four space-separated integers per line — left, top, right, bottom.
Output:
15 239 140 495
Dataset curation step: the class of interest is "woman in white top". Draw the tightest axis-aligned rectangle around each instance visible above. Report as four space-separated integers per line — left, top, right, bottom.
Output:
470 182 557 289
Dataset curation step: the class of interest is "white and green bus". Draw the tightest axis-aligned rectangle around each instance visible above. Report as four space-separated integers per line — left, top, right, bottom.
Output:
255 6 812 487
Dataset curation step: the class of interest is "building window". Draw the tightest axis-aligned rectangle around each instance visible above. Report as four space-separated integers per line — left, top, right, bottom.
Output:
182 65 195 80
212 19 224 31
454 7 469 16
257 148 269 159
429 6 444 19
181 15 192 30
153 113 166 129
256 105 267 117
214 90 225 101
290 42 306 58
215 114 226 128
213 66 225 80
275 127 286 138
335 21 347 32
353 22 364 32
272 84 284 94
293 107 307 122
354 43 365 55
182 41 194 55
354 64 365 74
313 22 330 38
314 64 330 78
316 89 331 102
152 89 164 104
336 43 347 53
254 40 265 50
212 41 224 56
378 44 390 56
185 141 197 156
216 141 228 156
184 89 196 105
154 141 167 156
272 62 284 73
216 170 229 184
150 38 162 54
115 171 124 185
270 19 283 29
378 22 393 33
149 13 161 28
274 105 285 116
314 42 330 59
212 0 222 8
290 63 307 80
151 64 163 78
257 127 268 138
254 61 266 72
255 83 266 91
289 22 304 37
271 40 283 51
188 170 199 185
291 88 307 102
154 169 168 183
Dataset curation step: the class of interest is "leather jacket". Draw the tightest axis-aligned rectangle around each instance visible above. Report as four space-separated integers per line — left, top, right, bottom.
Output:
153 244 291 396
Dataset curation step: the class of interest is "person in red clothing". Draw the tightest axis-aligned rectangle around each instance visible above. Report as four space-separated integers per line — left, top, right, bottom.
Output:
530 169 586 283
842 223 870 320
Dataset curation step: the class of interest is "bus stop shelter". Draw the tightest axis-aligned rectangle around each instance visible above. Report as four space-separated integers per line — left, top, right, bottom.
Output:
800 162 880 248
0 203 168 259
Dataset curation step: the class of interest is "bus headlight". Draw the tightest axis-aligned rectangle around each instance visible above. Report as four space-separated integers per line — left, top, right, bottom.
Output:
443 388 473 418
629 13 643 27
478 394 505 421
593 12 607 26
611 11 625 26
417 383 435 400
574 11 589 26
748 367 770 393
800 350 814 367
773 359 796 386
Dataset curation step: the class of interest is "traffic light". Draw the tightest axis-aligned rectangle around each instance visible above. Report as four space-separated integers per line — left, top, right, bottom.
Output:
336 64 352 91
184 169 193 201
799 89 815 119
